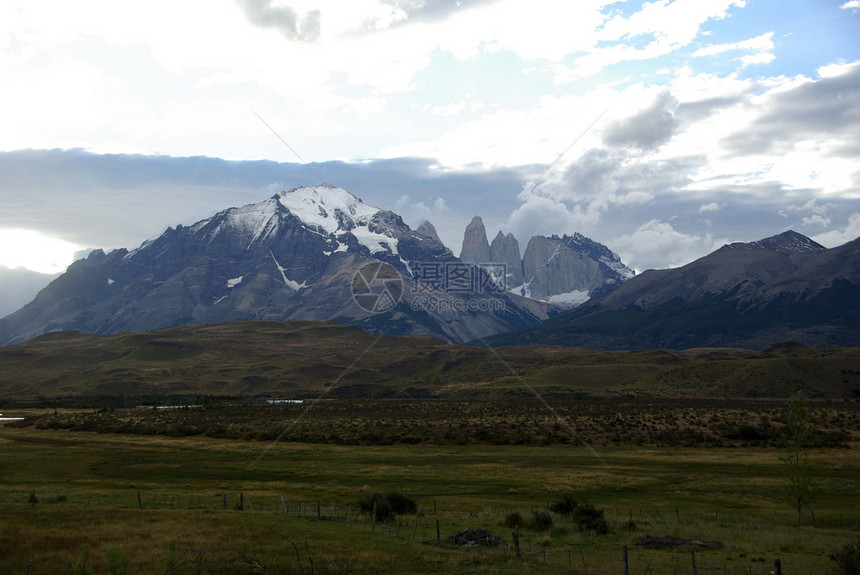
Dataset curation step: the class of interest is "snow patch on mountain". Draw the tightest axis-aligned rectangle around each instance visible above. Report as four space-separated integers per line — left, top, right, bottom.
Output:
600 255 636 280
227 276 243 288
352 226 398 255
546 290 590 308
270 252 306 292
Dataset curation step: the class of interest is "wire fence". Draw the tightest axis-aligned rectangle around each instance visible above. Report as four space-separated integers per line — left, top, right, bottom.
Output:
1 489 845 574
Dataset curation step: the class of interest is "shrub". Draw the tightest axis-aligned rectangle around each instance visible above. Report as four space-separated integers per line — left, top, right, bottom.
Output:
571 502 609 534
385 491 418 515
358 491 417 522
548 495 610 534
830 538 860 575
530 510 553 531
549 493 577 516
503 511 523 528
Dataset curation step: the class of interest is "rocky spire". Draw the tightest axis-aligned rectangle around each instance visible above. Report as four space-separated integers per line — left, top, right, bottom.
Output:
460 216 491 264
489 230 523 289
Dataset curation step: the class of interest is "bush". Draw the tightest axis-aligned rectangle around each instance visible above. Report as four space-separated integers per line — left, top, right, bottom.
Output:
571 502 609 534
530 510 553 531
503 511 523 528
385 491 418 515
358 491 417 522
549 494 609 534
831 538 860 575
549 493 577 516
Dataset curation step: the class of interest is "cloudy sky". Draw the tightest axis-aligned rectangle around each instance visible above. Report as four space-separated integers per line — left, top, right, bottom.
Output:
1 0 859 276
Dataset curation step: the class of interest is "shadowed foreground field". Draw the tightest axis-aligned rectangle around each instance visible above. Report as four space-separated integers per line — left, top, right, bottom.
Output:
1 425 858 574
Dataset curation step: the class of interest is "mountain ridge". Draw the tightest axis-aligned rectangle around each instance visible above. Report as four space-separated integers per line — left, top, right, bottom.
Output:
483 231 860 350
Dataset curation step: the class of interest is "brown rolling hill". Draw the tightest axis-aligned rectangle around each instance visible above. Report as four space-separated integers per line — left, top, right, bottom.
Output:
0 320 857 401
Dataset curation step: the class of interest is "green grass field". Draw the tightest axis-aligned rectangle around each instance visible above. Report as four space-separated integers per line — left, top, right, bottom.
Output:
1 425 858 574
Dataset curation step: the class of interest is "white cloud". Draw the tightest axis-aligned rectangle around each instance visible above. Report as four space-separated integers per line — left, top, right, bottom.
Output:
786 199 833 217
394 194 450 228
557 0 746 81
692 32 773 57
236 0 321 42
698 202 722 212
802 214 831 227
692 31 774 68
616 191 654 205
841 1 860 14
812 213 860 247
739 51 776 67
612 219 726 271
507 195 605 244
382 90 615 168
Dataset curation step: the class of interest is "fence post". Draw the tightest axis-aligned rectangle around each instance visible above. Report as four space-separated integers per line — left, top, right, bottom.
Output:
436 519 441 544
280 494 285 515
316 500 321 520
239 493 244 511
691 550 698 575
773 559 781 575
372 501 377 532
137 490 142 509
622 545 629 575
512 525 521 558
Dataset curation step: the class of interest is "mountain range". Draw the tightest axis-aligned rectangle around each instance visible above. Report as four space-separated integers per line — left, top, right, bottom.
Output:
0 185 554 346
1 184 857 351
484 231 860 349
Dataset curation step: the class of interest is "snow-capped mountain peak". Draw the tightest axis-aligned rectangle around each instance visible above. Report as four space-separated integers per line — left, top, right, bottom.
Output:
184 184 396 255
276 184 380 235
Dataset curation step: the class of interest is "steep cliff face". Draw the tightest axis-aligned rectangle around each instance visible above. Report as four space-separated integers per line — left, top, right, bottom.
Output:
521 236 605 300
460 216 491 264
489 231 523 289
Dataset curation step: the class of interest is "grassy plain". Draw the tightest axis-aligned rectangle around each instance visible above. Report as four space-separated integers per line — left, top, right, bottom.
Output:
1 322 858 573
1 423 858 574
